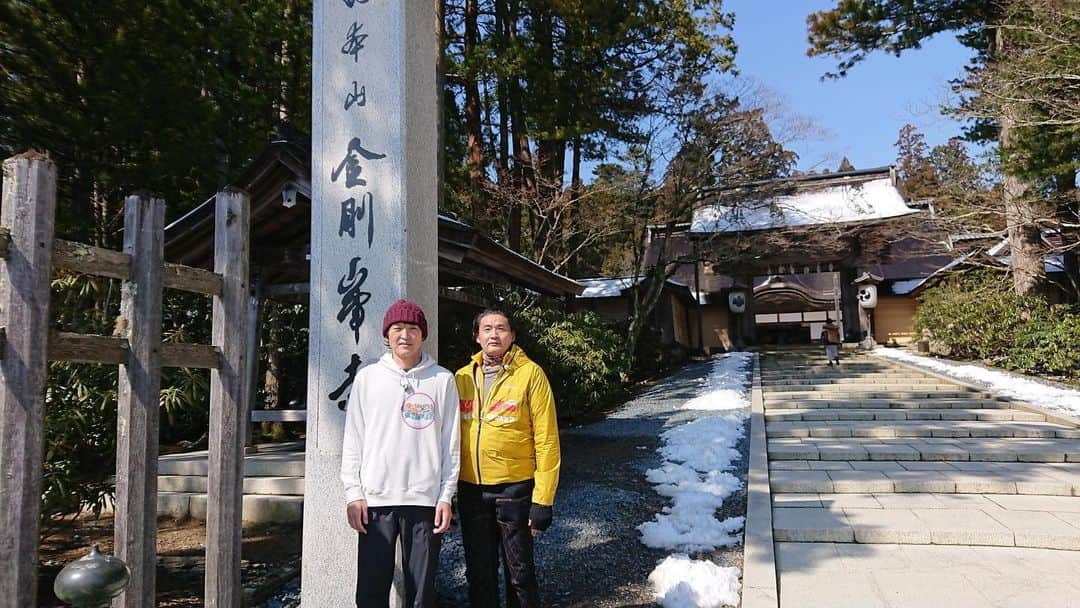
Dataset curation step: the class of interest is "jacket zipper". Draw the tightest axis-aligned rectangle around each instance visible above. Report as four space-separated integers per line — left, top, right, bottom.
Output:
473 363 484 484
472 359 512 485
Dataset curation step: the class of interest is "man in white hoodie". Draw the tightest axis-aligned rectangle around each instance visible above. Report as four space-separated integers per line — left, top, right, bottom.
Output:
341 299 461 608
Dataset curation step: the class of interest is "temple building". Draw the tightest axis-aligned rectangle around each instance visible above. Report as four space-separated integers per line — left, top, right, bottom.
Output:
578 165 1072 354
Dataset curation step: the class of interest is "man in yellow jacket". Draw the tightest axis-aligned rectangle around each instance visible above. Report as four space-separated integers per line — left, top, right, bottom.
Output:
455 308 560 608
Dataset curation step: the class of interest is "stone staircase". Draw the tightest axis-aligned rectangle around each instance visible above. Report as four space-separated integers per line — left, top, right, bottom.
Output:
156 442 305 524
763 348 1080 554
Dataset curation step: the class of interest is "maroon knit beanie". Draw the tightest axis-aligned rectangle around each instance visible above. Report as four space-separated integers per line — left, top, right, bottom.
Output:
382 299 428 339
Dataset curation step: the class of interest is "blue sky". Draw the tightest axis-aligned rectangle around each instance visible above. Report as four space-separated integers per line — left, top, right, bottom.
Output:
724 1 977 172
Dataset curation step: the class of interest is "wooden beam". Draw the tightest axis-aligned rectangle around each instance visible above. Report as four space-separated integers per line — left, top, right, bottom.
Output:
263 282 309 297
0 153 56 608
0 225 221 294
113 195 164 607
250 409 307 422
161 342 221 369
53 238 131 280
47 332 127 365
205 189 250 607
45 333 220 369
162 262 222 296
438 286 490 308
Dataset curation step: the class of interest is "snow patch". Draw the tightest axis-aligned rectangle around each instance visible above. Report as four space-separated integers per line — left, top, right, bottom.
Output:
872 348 1080 417
679 352 754 411
641 353 752 607
649 554 741 608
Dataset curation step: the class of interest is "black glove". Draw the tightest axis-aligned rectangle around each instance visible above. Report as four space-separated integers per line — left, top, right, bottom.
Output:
529 503 552 532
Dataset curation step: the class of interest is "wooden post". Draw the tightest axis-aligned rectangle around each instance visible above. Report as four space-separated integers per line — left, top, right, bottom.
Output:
205 189 250 607
113 195 165 608
741 275 758 346
839 266 860 342
244 277 261 451
0 153 57 608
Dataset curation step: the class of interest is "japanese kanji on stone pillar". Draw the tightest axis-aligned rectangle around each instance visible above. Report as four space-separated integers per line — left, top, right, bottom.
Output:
304 2 438 605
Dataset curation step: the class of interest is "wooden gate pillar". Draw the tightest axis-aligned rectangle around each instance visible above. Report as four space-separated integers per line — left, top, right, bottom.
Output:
113 195 165 607
0 153 57 608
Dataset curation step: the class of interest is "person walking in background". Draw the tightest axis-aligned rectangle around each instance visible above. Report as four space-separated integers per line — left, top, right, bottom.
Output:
821 319 842 366
455 309 561 608
341 299 460 608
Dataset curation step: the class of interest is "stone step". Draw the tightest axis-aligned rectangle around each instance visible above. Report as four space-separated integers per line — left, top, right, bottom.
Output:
765 390 986 400
760 368 903 377
766 420 1078 440
764 398 1007 410
761 377 946 386
158 451 305 477
767 437 1080 463
765 408 1045 422
771 493 1080 549
157 492 304 523
157 475 305 495
763 383 962 393
769 461 1080 495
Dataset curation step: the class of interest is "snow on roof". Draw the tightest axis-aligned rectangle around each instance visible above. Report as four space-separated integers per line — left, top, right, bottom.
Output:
951 231 1006 243
889 253 975 295
995 255 1067 274
577 277 638 298
577 276 698 299
890 278 924 296
986 238 1009 257
691 177 919 233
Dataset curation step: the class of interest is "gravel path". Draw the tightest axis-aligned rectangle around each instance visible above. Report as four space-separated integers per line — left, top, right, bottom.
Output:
437 359 750 607
259 359 751 607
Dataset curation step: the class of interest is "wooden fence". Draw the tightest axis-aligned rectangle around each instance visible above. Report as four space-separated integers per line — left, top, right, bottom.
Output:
0 153 251 607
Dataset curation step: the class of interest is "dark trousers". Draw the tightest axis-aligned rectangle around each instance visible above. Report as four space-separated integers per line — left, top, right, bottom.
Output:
355 505 441 608
458 480 540 608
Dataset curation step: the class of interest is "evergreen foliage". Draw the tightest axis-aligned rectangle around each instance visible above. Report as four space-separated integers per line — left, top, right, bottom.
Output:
503 293 634 421
915 270 1080 383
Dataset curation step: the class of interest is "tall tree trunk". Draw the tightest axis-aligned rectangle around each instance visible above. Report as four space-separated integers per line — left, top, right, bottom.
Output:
994 24 1045 297
506 1 529 253
464 0 486 222
564 137 584 274
531 2 564 198
496 1 510 179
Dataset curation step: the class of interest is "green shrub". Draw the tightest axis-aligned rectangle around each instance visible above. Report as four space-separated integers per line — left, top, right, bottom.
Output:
41 361 118 533
1003 308 1080 379
915 270 1080 383
511 298 634 421
442 291 634 421
914 271 1037 360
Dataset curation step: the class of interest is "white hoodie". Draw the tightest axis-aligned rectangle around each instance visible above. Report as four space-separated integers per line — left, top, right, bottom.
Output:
340 352 461 507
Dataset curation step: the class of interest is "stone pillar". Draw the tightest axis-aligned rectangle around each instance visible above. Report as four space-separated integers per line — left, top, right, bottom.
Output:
839 266 860 342
304 3 438 606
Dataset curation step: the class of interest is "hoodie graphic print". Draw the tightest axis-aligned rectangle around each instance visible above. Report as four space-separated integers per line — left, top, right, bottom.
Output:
340 352 461 508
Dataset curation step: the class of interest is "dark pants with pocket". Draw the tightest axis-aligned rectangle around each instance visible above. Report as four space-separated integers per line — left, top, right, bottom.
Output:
458 480 540 608
355 505 441 608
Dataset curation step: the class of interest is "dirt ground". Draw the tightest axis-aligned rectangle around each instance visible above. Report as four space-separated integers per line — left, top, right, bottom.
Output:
37 515 302 606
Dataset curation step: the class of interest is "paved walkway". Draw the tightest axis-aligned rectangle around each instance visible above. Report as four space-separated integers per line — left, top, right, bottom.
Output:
760 348 1080 608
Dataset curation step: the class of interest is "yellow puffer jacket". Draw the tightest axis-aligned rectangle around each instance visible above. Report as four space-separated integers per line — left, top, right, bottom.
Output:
454 345 560 506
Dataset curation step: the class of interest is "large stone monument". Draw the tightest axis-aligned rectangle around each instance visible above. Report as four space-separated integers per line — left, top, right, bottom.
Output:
303 2 438 605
